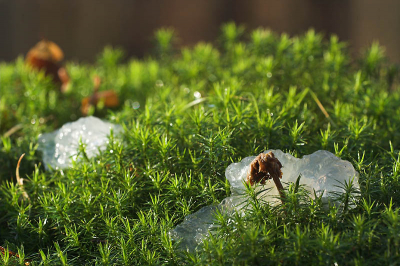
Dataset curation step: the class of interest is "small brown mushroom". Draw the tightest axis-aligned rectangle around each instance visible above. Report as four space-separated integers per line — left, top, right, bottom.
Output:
80 76 120 116
25 40 70 92
246 152 285 200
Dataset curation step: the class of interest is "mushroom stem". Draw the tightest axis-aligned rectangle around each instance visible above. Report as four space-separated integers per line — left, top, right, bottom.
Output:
246 152 285 204
272 175 285 202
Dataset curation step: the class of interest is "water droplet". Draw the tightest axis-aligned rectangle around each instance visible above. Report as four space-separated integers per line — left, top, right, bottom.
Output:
31 118 36 124
156 80 164 87
184 87 190 93
132 101 140 109
267 72 272 78
110 150 114 153
194 91 201 99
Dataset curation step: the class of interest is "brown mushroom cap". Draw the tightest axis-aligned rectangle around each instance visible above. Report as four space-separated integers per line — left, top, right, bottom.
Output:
246 152 283 186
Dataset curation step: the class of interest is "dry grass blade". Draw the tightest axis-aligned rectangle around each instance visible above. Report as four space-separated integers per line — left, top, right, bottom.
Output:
3 124 23 138
16 153 29 200
309 89 337 127
16 153 25 186
183 98 207 110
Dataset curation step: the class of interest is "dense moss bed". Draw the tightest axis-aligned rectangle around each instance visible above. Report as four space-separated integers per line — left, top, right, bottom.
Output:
1 24 400 265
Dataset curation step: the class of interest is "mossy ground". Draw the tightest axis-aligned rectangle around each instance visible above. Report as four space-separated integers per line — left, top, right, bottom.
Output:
1 24 400 265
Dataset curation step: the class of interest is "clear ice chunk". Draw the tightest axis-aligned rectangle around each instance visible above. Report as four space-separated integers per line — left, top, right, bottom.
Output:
170 149 359 251
170 205 220 249
38 116 122 170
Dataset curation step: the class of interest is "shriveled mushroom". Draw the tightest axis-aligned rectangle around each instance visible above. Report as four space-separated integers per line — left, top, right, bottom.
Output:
246 152 285 200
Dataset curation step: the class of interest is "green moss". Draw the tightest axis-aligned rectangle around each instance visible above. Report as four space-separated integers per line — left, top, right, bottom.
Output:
1 24 400 264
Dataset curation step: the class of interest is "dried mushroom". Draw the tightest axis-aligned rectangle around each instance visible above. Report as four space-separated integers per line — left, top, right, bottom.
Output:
246 152 285 199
